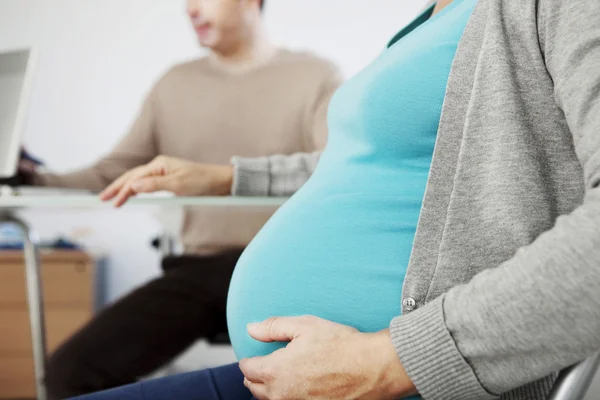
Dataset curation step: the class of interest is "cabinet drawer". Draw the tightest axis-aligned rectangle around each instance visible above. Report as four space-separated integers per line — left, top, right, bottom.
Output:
0 253 93 305
0 307 91 354
0 355 36 398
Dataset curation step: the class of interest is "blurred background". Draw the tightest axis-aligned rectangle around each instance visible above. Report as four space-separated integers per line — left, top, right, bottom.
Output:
1 0 435 397
0 0 427 304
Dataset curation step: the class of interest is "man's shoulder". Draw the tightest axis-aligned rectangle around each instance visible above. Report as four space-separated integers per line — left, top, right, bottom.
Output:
273 49 341 79
147 57 211 95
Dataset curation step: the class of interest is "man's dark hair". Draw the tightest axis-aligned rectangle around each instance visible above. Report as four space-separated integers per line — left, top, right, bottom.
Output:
260 0 265 11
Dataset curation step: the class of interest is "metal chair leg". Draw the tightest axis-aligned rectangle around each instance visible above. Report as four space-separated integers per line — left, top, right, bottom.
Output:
1 212 48 400
549 353 600 400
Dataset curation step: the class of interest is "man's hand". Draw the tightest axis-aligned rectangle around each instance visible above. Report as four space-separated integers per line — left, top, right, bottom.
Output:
0 148 43 187
99 155 233 207
239 316 417 400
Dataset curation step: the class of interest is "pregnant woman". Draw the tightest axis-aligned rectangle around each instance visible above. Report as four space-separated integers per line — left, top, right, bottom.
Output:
76 0 600 398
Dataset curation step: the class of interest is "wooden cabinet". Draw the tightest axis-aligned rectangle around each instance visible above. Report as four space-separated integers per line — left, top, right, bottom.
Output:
0 251 95 399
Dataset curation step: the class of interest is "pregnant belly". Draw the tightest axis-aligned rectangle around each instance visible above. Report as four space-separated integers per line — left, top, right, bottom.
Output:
226 191 421 360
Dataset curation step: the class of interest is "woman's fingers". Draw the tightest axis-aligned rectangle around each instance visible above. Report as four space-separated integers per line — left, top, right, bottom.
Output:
244 378 268 400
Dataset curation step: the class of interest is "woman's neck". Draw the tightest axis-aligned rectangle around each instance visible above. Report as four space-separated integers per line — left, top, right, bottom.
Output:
432 0 455 15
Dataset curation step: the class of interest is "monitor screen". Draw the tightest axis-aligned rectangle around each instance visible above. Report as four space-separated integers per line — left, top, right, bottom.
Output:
0 48 35 178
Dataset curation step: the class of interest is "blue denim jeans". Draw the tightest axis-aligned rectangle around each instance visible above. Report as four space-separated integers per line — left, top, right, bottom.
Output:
68 361 421 400
69 363 254 400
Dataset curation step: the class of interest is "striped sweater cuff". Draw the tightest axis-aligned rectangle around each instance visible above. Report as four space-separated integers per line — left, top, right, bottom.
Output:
390 295 497 400
230 156 271 196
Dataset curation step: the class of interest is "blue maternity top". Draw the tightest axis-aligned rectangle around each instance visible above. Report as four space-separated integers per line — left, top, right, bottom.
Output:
227 0 477 360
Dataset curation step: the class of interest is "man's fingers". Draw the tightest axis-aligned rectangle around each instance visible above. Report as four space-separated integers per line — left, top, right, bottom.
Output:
103 163 165 205
131 176 173 194
100 162 165 201
99 185 119 201
112 174 144 207
112 182 136 207
247 316 315 343
100 171 132 201
99 179 122 201
18 159 37 173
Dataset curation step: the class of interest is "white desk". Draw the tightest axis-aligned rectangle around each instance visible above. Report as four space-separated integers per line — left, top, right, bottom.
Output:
0 194 287 208
0 194 286 400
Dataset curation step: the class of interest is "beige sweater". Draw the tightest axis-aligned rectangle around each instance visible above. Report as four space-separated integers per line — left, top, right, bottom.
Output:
38 50 343 254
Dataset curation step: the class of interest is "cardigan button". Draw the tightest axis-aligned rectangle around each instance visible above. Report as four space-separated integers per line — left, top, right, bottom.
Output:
403 297 417 311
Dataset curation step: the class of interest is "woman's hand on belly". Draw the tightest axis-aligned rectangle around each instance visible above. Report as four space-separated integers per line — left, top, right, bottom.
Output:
238 315 418 400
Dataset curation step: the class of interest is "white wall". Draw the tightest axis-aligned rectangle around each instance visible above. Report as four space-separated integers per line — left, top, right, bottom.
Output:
0 0 427 301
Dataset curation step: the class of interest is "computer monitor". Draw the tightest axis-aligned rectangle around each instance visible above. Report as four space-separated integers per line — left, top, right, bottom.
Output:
0 47 36 178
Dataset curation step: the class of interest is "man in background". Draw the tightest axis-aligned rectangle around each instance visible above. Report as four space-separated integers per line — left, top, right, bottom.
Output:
11 0 342 398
